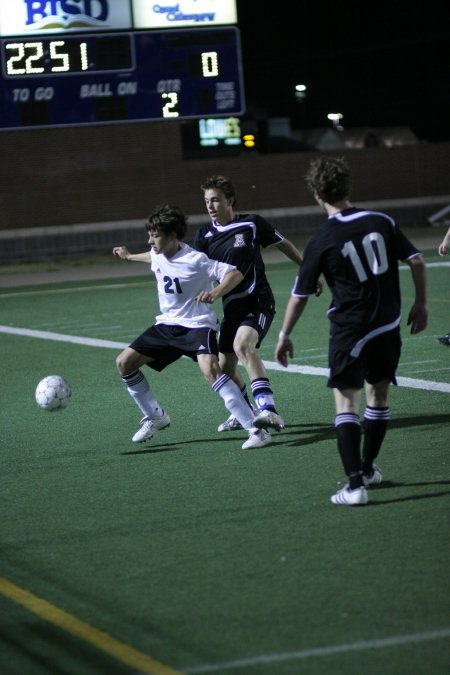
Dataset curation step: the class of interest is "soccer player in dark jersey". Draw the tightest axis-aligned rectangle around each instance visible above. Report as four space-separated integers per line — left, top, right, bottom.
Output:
193 175 307 440
275 157 428 506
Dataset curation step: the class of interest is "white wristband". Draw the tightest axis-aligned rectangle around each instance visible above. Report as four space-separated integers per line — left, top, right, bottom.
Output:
278 331 290 341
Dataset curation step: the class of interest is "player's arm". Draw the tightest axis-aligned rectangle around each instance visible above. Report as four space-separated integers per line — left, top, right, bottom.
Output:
275 237 303 265
275 238 323 296
405 254 428 334
195 269 243 304
275 295 309 367
438 226 450 256
113 246 151 263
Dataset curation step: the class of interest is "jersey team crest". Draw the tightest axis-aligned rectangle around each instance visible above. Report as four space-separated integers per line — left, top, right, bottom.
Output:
233 233 246 248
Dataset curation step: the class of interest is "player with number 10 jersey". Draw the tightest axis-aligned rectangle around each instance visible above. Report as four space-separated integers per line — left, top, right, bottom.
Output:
292 208 420 351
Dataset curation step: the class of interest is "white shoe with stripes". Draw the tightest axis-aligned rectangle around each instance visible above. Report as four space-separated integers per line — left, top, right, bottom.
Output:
330 485 368 506
132 411 170 442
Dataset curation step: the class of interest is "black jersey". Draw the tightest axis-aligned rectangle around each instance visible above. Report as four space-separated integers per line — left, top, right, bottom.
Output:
193 213 283 309
292 208 421 333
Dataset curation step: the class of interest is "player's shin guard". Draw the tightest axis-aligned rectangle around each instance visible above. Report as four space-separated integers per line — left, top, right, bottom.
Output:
212 375 254 430
251 378 277 413
121 369 162 418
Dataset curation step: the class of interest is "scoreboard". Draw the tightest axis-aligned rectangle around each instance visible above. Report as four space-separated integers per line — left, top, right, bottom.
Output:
0 26 245 129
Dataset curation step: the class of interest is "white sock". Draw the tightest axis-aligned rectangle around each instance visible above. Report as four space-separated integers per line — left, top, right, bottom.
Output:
121 370 163 418
212 374 254 430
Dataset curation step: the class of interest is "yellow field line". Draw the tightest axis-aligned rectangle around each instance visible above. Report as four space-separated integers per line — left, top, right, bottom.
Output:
0 577 184 675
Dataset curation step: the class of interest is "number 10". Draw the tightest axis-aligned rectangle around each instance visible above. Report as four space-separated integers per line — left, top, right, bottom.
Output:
342 232 388 282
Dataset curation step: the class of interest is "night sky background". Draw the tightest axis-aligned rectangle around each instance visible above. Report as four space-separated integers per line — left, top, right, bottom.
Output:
236 3 449 142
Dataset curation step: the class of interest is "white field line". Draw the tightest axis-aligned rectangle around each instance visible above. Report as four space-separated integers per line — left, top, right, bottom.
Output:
1 325 450 393
183 627 450 673
0 281 148 299
0 325 126 350
260 356 450 393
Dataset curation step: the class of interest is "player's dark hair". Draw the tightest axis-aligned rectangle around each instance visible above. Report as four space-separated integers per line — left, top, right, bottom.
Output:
145 205 187 239
201 175 236 206
305 157 351 204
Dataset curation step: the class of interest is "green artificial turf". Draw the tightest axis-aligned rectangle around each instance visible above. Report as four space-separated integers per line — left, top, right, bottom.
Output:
0 254 449 675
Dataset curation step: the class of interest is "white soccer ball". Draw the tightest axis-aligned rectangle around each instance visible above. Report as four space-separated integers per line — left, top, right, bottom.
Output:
35 375 72 411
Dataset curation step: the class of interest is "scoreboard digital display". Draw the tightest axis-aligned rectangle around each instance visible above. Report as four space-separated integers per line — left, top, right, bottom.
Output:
0 26 245 129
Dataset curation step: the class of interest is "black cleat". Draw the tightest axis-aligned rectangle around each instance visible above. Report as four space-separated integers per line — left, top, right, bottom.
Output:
437 333 450 346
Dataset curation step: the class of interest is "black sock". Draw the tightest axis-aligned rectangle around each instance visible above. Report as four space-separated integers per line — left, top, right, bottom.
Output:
362 406 389 475
335 413 363 488
348 472 363 490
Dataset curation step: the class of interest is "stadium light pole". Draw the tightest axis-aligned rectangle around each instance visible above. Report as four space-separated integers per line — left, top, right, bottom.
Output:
327 112 344 131
295 83 307 101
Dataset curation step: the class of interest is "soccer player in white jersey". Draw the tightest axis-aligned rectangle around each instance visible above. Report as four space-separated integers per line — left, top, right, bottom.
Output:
275 157 428 506
113 205 271 449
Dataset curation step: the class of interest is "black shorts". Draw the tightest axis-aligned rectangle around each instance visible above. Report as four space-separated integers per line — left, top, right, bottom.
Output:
327 327 402 389
218 295 275 353
129 324 218 372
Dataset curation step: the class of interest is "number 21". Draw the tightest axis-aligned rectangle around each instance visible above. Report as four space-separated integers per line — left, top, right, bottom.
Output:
164 275 182 294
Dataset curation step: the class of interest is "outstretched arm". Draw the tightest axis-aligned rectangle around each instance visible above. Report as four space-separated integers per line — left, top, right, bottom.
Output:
113 246 151 263
275 295 309 367
195 269 244 304
406 254 428 334
275 237 304 265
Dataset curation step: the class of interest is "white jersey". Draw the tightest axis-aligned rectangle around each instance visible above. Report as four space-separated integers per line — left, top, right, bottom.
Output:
150 242 236 329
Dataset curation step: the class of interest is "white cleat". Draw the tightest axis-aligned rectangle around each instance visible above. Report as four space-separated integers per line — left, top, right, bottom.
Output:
363 464 383 486
132 410 170 443
330 485 368 506
252 409 285 432
218 414 243 432
241 427 271 449
150 410 171 431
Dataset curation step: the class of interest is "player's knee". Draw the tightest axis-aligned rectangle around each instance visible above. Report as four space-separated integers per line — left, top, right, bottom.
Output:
115 351 128 375
233 339 254 364
198 355 221 384
204 372 217 385
201 365 221 385
365 380 390 408
233 334 246 356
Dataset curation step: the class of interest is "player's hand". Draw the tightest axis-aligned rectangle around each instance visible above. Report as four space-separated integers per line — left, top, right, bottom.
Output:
194 290 215 304
275 338 294 367
407 303 428 334
315 278 324 297
113 246 130 260
438 242 448 256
